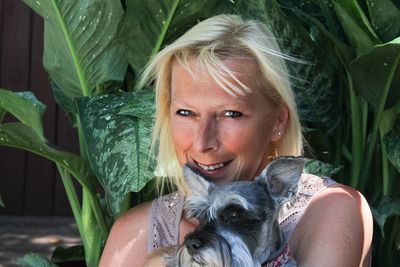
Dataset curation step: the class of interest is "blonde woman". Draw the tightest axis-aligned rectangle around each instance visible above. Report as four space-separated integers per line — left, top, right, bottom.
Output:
100 14 373 266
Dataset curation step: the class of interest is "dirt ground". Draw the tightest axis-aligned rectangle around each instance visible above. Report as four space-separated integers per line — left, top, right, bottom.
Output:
0 216 81 267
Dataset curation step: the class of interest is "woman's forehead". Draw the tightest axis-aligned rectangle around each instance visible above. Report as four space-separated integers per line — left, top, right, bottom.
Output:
172 57 260 77
170 57 263 95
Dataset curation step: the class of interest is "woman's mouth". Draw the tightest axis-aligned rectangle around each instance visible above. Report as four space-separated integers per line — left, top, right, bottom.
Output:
193 159 232 174
197 162 225 171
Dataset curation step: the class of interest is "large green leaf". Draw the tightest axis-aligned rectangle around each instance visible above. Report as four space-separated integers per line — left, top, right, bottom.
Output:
333 0 381 55
76 90 156 215
22 0 128 100
372 197 400 238
367 0 400 42
350 38 400 111
0 89 46 139
235 0 340 132
16 253 58 267
0 122 96 191
122 0 233 76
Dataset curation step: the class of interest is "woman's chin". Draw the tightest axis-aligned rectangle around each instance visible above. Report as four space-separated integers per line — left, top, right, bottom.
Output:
197 167 235 185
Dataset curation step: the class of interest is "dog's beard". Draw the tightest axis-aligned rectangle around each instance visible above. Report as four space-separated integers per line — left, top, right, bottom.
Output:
220 229 260 267
176 229 260 267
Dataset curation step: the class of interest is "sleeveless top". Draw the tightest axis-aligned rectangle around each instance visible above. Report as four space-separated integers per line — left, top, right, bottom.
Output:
147 173 337 265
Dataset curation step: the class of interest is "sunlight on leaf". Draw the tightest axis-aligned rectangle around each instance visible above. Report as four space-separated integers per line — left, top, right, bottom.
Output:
22 0 127 99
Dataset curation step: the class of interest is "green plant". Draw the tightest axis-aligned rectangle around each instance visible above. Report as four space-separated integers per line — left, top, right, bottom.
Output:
0 0 399 266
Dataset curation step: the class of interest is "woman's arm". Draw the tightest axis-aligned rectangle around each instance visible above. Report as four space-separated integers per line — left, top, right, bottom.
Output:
99 202 152 267
289 185 373 267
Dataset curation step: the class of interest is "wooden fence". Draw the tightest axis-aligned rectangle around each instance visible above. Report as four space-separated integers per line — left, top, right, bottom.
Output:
0 1 79 216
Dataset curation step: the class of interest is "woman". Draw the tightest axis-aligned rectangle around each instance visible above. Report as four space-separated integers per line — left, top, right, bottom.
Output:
99 14 373 266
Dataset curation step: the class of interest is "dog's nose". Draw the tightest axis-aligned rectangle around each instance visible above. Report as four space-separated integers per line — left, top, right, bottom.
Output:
185 237 203 254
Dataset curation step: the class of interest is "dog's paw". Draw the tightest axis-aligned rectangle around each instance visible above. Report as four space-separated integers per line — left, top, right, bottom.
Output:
145 246 178 267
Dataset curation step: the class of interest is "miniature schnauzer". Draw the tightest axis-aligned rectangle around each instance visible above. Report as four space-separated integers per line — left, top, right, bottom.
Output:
164 156 306 267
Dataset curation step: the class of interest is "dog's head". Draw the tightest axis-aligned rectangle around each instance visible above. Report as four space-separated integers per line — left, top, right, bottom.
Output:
179 156 306 266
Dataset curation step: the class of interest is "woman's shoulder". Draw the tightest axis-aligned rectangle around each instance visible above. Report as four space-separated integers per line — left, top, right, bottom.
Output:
99 201 153 267
290 181 373 266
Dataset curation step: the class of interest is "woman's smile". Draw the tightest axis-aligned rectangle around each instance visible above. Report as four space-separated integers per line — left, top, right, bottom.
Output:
192 159 233 179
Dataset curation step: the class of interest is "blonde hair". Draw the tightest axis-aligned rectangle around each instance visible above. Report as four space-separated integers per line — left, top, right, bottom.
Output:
138 14 303 195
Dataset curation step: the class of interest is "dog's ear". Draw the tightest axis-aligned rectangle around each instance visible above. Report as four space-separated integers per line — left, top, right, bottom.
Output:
182 165 212 196
256 156 307 206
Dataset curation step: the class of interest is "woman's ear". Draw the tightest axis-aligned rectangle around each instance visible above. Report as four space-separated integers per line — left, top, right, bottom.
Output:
270 105 289 142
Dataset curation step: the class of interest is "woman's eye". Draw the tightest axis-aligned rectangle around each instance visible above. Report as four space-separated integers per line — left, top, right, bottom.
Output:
224 110 243 118
176 109 193 117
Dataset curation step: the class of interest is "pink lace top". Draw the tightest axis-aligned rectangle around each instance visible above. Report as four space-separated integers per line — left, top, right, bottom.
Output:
147 173 337 264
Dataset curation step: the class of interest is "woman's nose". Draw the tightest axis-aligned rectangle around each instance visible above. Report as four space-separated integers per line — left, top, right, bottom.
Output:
193 118 219 152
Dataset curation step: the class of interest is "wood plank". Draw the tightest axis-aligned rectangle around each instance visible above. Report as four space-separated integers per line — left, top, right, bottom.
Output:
0 0 31 215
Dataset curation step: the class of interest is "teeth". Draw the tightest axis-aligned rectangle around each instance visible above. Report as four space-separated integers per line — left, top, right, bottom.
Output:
198 162 224 171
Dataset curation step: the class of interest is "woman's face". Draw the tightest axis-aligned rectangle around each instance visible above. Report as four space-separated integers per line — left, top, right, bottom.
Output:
170 59 288 185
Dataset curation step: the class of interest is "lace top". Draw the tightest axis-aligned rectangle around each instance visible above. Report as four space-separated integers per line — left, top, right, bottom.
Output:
147 173 337 263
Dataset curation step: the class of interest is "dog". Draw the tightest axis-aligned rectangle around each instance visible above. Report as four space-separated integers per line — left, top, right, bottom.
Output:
162 156 306 267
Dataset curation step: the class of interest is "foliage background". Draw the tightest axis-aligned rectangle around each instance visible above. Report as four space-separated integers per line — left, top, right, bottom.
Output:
0 0 399 266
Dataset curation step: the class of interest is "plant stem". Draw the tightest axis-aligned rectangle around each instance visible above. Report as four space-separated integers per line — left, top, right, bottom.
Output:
56 164 87 246
380 133 390 196
361 100 368 144
88 191 110 237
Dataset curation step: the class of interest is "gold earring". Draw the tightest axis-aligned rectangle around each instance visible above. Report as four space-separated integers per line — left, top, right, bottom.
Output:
268 147 279 162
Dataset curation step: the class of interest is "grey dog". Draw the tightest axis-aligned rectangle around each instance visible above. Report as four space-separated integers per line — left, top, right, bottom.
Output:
164 156 306 267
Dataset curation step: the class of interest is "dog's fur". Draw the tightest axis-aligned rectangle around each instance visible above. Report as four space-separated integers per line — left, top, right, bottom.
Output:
162 156 306 267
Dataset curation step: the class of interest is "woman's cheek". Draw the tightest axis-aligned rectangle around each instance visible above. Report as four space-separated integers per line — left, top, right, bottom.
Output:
171 120 195 151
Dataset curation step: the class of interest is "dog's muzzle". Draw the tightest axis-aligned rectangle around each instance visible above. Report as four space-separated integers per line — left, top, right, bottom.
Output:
178 228 233 266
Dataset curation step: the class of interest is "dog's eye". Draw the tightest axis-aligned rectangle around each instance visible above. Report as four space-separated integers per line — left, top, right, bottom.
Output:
228 210 240 220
